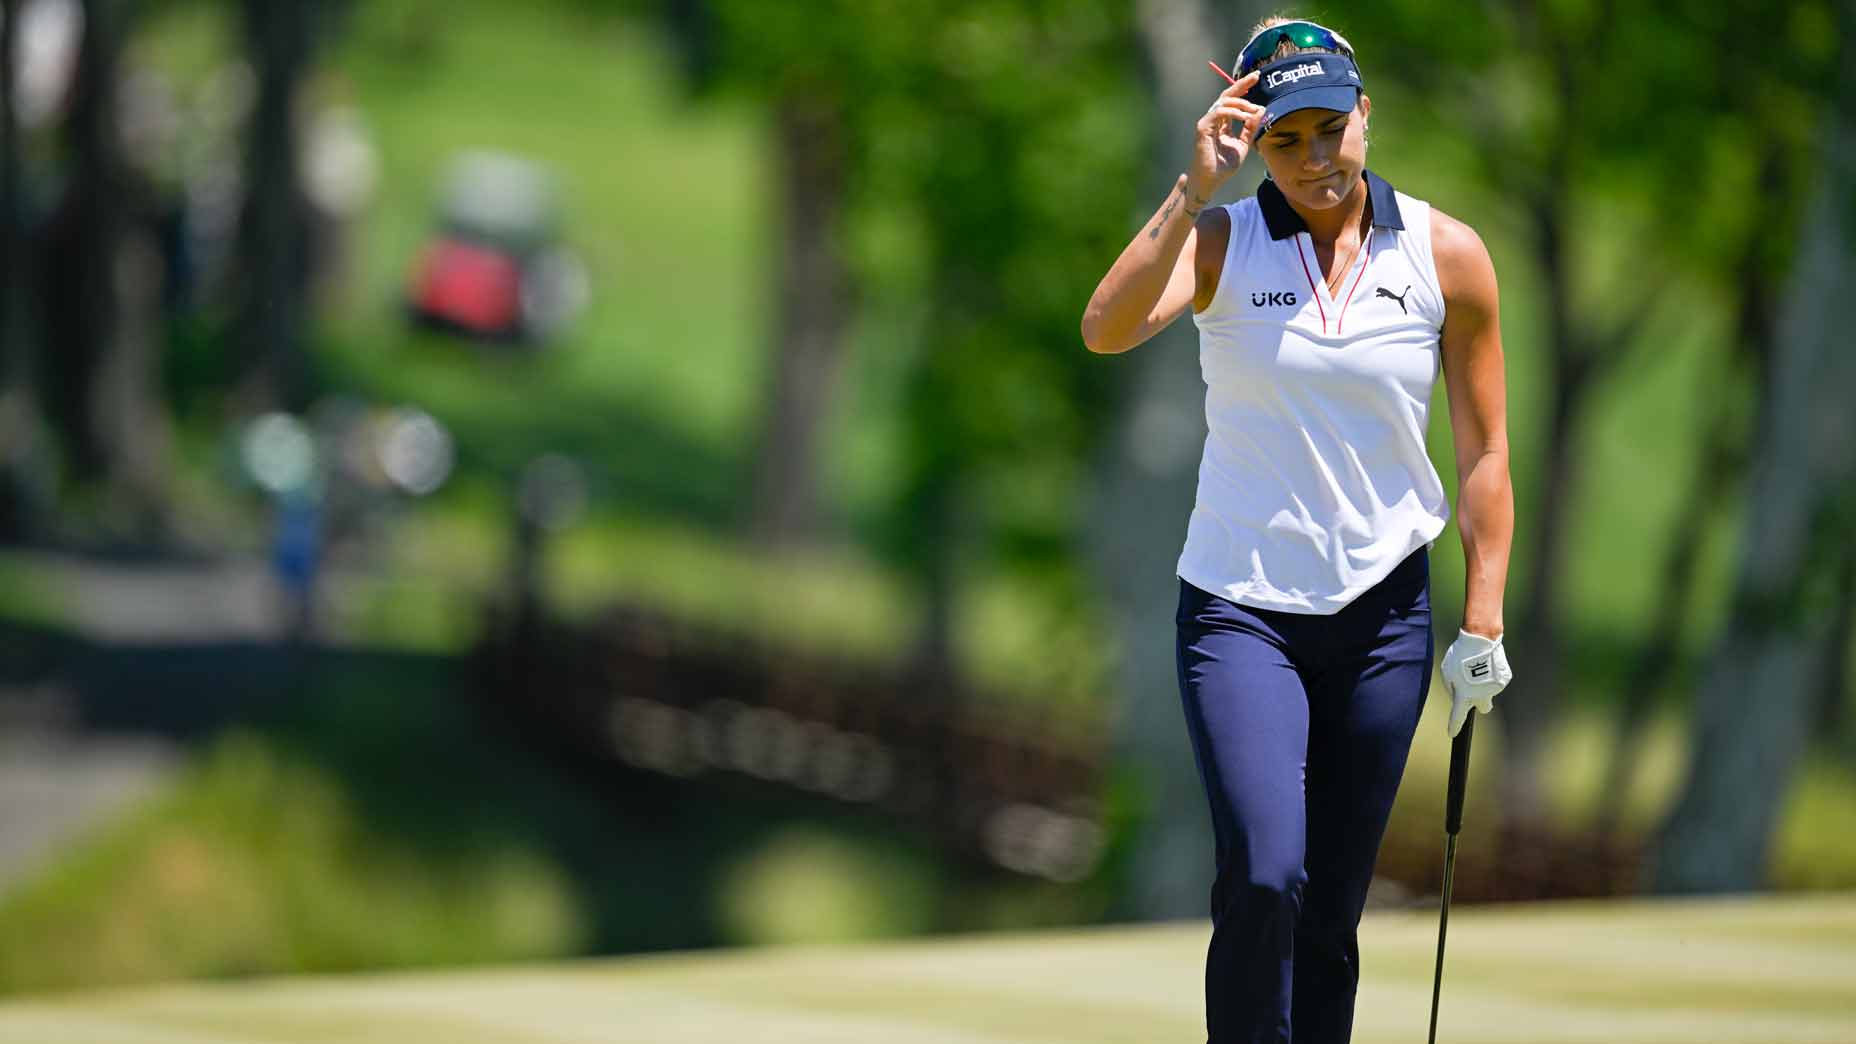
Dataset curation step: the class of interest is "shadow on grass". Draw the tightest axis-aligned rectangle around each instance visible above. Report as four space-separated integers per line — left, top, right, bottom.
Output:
0 619 957 962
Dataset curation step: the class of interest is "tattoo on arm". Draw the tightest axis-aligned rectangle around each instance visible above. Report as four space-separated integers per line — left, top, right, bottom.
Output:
1148 186 1214 240
1148 190 1181 239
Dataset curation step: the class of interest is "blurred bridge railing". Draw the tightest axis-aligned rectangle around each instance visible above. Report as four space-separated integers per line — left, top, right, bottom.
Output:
469 602 1109 883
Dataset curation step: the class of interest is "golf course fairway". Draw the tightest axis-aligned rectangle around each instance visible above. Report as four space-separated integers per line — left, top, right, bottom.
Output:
1 892 1850 1043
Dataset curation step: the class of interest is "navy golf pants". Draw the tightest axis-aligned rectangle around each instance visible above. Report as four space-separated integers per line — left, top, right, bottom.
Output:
1175 546 1434 1044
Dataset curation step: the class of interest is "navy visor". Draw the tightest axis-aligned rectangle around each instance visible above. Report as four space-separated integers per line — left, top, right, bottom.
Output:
1245 52 1362 134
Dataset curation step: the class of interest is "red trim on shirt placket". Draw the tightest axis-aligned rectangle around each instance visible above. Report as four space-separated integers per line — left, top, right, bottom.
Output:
1292 235 1328 334
1334 228 1374 335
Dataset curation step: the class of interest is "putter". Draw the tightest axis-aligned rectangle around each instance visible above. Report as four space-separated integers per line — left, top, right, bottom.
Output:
1426 712 1475 1044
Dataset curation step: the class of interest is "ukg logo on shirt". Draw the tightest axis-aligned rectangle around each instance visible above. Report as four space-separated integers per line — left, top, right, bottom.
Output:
1251 290 1299 307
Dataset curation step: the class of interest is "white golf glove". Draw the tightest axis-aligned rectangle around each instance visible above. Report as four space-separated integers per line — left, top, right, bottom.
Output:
1440 628 1511 738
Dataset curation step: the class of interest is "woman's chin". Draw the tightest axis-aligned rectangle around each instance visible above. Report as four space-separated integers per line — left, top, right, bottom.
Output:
1290 173 1354 209
1287 187 1338 210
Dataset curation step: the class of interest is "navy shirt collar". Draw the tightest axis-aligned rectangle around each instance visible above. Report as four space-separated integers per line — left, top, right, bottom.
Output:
1257 168 1404 240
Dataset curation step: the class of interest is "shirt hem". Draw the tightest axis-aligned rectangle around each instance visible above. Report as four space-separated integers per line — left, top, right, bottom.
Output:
1176 526 1444 617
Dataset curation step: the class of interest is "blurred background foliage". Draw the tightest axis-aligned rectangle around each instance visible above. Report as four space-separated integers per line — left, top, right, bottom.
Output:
0 0 1851 997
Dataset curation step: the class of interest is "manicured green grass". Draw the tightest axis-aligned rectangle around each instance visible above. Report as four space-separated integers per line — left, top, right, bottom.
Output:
1 893 1850 1043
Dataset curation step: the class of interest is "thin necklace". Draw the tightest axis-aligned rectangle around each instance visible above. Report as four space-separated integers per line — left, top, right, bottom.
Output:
1318 200 1372 296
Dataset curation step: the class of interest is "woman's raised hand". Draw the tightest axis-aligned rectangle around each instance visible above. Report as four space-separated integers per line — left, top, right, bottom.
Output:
1189 71 1263 199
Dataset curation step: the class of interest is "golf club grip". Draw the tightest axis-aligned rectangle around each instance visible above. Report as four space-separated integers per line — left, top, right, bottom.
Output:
1445 713 1475 835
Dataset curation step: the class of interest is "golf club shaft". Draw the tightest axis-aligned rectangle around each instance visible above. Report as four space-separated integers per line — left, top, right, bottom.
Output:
1426 833 1458 1044
1427 712 1475 1044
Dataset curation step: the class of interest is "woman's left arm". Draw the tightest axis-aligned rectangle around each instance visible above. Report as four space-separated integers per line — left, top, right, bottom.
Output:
1432 209 1512 640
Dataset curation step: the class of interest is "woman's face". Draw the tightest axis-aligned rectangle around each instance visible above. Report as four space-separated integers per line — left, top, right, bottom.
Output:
1255 94 1372 211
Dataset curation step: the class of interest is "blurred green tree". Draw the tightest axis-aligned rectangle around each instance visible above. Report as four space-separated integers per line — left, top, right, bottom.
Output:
871 2 1142 686
636 0 1852 895
1339 0 1829 825
661 0 1144 688
1653 0 1856 893
1592 110 1819 838
660 0 858 549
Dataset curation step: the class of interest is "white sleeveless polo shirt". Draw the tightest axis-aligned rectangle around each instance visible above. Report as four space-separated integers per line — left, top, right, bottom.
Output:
1176 169 1450 614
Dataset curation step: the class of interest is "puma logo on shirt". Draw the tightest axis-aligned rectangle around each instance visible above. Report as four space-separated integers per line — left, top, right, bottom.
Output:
1375 284 1411 313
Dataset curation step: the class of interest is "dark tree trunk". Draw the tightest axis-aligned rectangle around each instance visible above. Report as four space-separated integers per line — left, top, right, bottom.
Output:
0 0 15 349
1816 551 1854 742
39 0 126 484
906 467 959 698
748 96 852 547
1096 0 1269 920
28 0 169 534
232 0 316 413
1496 180 1587 827
1493 23 1671 825
0 0 31 540
891 338 963 700
94 215 171 531
1498 382 1577 823
97 1 173 530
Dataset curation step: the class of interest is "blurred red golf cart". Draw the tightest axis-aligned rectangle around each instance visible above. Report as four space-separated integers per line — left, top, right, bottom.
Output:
404 150 587 345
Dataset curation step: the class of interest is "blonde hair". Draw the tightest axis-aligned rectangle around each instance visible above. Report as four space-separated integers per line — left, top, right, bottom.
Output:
1244 14 1355 64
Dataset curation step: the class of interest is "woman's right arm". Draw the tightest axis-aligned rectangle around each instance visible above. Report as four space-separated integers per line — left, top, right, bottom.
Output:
1080 69 1264 355
1079 178 1215 354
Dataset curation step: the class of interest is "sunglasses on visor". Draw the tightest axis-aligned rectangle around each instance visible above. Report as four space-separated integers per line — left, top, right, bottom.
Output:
1236 20 1355 76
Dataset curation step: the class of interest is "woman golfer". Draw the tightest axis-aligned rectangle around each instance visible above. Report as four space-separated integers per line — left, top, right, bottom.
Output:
1081 17 1515 1044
